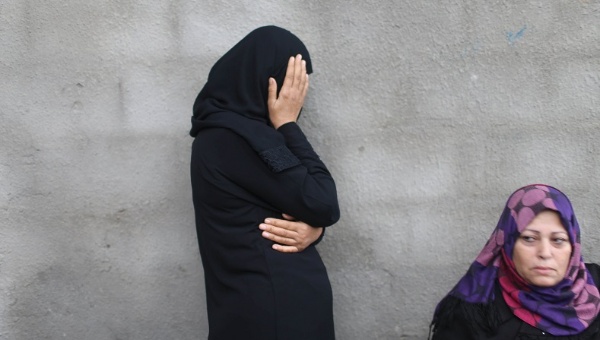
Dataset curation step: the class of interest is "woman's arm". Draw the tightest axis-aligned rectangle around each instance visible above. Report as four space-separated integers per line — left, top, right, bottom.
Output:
200 125 339 227
206 58 338 227
196 54 339 229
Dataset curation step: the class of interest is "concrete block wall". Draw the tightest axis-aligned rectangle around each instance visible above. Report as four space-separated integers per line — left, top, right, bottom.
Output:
2 1 599 339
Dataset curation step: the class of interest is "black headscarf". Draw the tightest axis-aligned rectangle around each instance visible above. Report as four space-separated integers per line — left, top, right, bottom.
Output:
190 26 313 172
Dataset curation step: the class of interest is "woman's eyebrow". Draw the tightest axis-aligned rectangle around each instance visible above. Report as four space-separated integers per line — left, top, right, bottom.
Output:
522 229 568 236
521 229 540 234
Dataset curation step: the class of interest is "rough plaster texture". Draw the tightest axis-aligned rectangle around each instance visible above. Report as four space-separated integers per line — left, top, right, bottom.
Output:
2 1 600 339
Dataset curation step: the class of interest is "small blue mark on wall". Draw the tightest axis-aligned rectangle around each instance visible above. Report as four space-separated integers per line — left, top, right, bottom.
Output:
506 25 527 45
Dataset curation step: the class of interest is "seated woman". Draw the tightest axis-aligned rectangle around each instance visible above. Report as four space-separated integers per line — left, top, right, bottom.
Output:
430 184 600 339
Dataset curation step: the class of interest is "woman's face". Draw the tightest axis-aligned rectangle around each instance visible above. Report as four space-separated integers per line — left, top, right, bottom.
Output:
513 210 572 287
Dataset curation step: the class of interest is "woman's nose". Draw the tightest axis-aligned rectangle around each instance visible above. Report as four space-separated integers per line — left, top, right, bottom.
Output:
537 240 552 259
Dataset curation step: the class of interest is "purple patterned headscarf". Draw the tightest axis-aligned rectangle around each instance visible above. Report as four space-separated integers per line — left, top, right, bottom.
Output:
443 184 600 335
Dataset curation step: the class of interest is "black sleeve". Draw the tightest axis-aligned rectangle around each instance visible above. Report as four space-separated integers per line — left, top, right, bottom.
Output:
206 123 340 228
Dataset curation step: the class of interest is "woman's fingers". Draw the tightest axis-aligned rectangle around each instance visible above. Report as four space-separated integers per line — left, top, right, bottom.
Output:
260 223 296 239
267 77 278 109
261 230 296 246
283 56 296 88
302 72 309 98
293 54 303 87
272 244 299 253
267 55 308 129
281 213 296 221
264 217 299 232
282 55 306 90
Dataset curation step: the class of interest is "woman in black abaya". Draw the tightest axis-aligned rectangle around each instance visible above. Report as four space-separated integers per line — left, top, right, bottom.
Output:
190 26 340 340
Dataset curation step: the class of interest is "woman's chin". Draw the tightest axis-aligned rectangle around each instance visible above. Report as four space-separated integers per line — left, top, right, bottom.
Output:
527 276 560 287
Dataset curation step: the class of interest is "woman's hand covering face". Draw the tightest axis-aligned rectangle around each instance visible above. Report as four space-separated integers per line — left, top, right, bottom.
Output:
267 54 309 129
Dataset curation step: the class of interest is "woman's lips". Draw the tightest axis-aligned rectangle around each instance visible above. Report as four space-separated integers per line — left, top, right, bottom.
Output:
532 267 555 275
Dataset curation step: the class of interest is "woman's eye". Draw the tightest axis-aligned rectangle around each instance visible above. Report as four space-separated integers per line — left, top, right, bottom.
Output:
520 235 536 243
553 238 567 245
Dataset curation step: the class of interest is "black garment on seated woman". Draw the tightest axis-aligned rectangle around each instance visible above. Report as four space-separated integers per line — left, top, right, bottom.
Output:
433 263 600 339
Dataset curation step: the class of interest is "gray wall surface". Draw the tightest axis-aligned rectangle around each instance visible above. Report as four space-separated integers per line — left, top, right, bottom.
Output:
2 1 600 339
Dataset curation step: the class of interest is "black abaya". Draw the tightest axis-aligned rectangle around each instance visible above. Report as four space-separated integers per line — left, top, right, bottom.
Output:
189 26 340 340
